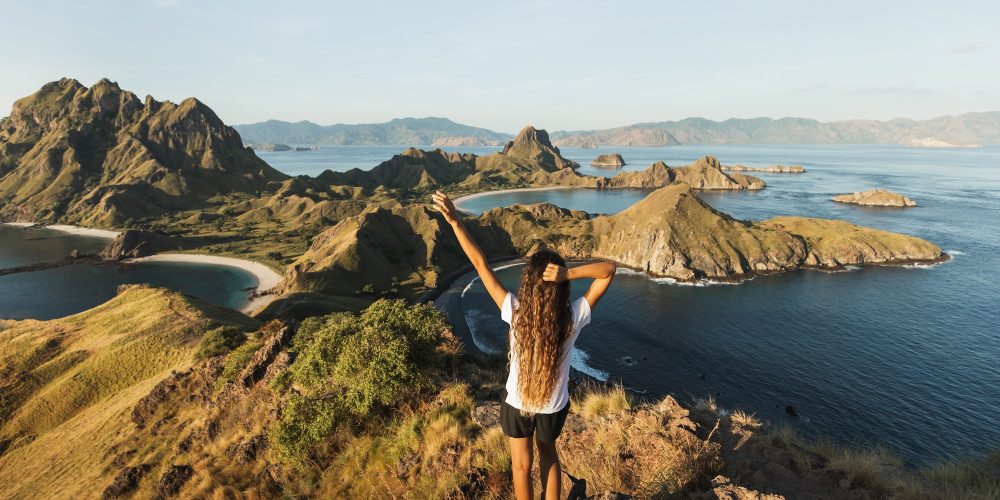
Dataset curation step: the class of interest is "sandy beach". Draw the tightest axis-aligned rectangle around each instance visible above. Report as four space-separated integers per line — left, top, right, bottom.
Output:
452 186 575 213
125 253 283 314
2 222 120 239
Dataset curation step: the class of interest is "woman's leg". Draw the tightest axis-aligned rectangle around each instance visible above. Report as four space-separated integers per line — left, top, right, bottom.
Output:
509 436 534 500
535 437 561 500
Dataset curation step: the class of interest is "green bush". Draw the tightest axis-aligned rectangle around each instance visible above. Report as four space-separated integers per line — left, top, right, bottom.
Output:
196 326 248 360
213 340 261 391
272 299 448 460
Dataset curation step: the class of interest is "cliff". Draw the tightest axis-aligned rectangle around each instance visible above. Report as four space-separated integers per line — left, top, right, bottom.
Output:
590 153 626 168
831 188 917 207
0 78 288 226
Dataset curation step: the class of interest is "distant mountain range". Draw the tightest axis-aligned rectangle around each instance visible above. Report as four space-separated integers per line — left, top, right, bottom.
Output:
233 117 511 147
235 112 1000 147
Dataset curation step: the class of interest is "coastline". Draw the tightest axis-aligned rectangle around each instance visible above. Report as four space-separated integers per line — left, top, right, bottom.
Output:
2 222 120 239
3 222 282 315
125 253 283 314
452 186 576 213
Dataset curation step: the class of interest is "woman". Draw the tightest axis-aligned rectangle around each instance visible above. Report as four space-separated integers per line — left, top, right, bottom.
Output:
432 191 616 500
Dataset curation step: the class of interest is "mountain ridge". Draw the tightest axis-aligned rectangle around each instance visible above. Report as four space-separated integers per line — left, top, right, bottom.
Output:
234 112 1000 147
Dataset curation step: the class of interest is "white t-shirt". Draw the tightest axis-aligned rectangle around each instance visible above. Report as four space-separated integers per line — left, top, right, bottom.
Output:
500 292 592 414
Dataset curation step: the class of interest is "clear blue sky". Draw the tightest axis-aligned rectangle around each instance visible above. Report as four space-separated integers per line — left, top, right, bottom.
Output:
1 0 997 133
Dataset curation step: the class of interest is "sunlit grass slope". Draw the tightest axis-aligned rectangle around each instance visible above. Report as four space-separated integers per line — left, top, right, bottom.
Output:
0 285 258 499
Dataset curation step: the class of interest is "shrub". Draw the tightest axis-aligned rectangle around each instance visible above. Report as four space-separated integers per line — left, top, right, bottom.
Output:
213 340 261 391
196 327 247 360
272 299 449 460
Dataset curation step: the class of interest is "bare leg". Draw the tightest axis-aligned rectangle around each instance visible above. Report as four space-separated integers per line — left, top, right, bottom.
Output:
536 437 561 500
509 437 534 500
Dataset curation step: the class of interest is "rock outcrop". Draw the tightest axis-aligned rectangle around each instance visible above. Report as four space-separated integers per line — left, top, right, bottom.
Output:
590 153 626 168
831 188 916 207
100 229 181 259
0 78 288 226
596 157 765 190
722 164 806 173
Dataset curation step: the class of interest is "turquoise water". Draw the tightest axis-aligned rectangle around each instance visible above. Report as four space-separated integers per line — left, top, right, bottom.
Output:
453 144 1000 464
0 226 258 320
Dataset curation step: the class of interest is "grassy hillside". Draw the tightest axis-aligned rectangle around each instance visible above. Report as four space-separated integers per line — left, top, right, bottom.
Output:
0 285 258 498
1 294 995 498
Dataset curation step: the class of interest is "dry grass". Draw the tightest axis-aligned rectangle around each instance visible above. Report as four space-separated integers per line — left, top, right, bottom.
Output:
559 396 720 497
729 409 761 430
825 446 902 492
897 452 1000 499
0 286 258 499
572 383 632 421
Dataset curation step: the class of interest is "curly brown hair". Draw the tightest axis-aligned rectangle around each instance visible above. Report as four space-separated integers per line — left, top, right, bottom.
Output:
511 249 573 411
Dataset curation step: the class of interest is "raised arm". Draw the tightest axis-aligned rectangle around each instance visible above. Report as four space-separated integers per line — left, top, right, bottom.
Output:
543 261 616 309
432 191 508 309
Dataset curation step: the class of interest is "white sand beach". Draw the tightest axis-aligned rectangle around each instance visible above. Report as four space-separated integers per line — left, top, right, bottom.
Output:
2 222 120 239
125 253 284 314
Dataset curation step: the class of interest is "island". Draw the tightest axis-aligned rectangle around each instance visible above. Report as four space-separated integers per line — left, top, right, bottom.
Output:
832 188 917 207
590 153 626 168
247 143 316 152
722 164 806 173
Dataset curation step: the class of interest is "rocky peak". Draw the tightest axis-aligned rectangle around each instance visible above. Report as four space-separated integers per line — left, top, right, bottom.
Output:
689 155 723 170
500 125 580 172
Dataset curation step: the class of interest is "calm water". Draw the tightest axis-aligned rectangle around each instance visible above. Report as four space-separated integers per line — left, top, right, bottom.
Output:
449 144 1000 464
456 188 649 215
0 226 258 320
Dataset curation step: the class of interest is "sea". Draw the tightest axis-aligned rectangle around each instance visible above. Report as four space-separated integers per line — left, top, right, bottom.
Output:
263 143 1000 464
3 143 997 464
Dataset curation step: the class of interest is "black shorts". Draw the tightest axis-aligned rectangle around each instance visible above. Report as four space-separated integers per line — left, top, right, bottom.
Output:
499 389 570 443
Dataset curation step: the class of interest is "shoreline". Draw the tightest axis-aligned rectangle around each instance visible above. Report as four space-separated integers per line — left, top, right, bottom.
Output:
452 186 576 213
2 222 121 239
125 254 283 314
4 223 282 315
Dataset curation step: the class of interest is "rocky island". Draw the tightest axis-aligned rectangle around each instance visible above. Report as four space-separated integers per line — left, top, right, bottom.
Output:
832 188 917 207
722 164 806 173
590 153 626 168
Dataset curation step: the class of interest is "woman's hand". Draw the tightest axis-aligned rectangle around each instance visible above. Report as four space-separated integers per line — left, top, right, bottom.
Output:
432 190 460 225
542 263 569 283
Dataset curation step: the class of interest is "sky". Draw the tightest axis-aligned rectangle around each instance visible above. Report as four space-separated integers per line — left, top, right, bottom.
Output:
1 0 997 133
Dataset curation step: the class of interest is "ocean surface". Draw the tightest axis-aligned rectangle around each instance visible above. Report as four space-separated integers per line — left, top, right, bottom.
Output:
0 226 258 320
4 144 998 463
257 143 1000 463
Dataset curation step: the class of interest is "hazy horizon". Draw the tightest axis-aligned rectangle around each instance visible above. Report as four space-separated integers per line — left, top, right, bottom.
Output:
2 0 998 132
